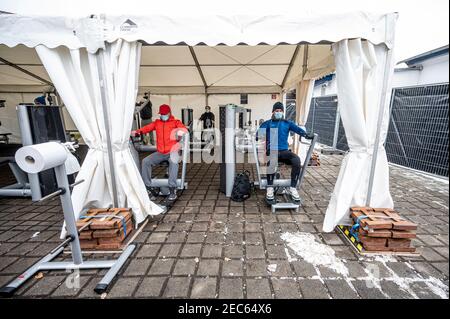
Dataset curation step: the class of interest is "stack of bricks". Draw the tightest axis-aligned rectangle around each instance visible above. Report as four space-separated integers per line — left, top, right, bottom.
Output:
308 152 320 166
350 207 417 253
76 208 134 250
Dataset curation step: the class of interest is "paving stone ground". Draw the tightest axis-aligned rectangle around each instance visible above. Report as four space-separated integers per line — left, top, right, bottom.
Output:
0 154 448 299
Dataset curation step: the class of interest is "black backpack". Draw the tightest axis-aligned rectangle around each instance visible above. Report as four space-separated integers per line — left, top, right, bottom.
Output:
231 170 253 202
139 100 153 120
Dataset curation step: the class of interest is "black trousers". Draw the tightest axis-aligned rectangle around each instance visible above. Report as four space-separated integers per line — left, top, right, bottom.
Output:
266 150 301 187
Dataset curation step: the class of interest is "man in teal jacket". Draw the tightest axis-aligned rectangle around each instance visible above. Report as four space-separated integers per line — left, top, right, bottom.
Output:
258 102 313 201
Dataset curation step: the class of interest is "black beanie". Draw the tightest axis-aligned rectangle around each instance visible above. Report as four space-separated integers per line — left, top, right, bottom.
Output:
272 101 284 112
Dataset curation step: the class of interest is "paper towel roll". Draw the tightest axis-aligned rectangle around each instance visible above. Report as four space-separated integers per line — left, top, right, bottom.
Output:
15 142 68 174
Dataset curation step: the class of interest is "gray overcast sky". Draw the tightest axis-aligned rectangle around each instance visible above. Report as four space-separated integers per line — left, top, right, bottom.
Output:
0 0 448 62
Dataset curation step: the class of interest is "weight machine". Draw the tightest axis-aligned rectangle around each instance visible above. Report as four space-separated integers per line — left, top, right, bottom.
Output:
0 103 77 200
219 104 254 196
181 107 215 153
251 133 318 213
130 131 189 199
218 103 318 212
0 142 134 297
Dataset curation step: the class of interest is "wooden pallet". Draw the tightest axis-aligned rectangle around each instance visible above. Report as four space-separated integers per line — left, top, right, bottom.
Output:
349 206 418 252
75 208 134 251
336 225 420 256
350 207 417 231
308 152 321 166
64 218 148 254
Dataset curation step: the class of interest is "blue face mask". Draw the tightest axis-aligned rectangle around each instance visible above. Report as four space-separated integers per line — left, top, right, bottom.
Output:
274 111 283 120
160 114 169 121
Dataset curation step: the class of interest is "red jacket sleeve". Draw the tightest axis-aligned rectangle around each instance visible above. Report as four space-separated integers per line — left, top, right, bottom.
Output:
137 121 156 134
175 120 188 133
169 120 189 141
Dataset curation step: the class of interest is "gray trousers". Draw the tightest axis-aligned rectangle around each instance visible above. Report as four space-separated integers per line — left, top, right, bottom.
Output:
142 151 180 188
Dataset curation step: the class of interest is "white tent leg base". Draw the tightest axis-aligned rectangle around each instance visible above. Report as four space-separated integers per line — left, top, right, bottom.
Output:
0 244 135 297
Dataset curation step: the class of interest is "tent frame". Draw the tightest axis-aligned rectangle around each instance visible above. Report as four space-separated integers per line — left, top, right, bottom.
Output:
96 48 120 207
88 43 392 207
366 47 394 206
0 12 397 225
281 44 301 88
0 56 53 86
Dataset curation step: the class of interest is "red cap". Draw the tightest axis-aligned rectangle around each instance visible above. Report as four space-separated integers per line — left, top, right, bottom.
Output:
158 104 171 115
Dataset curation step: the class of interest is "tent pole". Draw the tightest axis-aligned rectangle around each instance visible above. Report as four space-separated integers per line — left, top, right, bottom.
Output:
365 47 394 207
293 46 309 153
332 103 340 149
96 48 119 207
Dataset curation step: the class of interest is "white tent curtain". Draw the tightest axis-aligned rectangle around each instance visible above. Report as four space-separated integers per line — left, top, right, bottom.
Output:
293 80 314 162
322 39 394 232
36 40 164 234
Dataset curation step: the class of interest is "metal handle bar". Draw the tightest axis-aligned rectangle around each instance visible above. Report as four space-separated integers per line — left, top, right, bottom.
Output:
38 179 85 203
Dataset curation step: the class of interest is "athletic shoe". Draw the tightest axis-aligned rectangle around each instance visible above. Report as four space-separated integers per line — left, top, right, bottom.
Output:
167 188 177 201
266 187 274 200
146 187 158 201
287 187 300 201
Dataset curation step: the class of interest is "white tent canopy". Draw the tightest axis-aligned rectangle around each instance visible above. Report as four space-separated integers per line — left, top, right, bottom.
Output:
0 43 333 94
0 12 397 93
0 13 396 49
0 12 397 232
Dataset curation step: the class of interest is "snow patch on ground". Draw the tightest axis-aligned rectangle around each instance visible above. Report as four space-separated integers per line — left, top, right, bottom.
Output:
366 256 448 299
360 255 448 299
280 232 349 277
432 201 448 209
280 232 449 299
267 264 277 272
422 277 449 299
284 247 297 262
373 255 398 263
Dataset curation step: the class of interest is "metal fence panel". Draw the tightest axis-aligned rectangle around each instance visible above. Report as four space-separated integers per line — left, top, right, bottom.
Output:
385 83 449 177
286 83 448 177
285 101 296 123
336 118 349 151
286 95 348 150
306 96 339 146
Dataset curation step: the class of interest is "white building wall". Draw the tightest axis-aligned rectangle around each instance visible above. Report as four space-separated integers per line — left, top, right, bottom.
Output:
146 93 237 124
416 54 449 85
145 93 277 126
391 69 421 88
247 94 279 124
0 93 24 144
312 78 338 97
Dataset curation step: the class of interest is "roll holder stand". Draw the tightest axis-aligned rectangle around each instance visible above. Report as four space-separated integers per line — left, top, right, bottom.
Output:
0 161 135 297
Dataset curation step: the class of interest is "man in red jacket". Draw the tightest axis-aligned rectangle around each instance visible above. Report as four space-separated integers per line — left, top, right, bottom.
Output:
132 104 188 201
